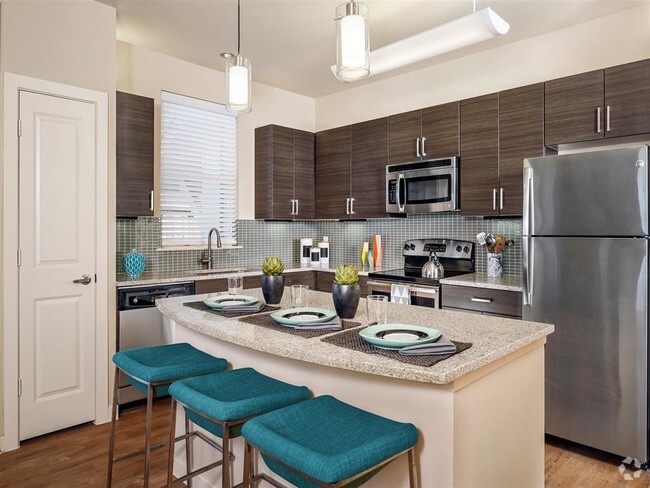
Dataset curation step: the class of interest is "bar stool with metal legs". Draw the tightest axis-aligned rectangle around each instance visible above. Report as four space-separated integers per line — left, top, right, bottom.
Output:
241 395 419 488
166 367 310 488
107 343 228 488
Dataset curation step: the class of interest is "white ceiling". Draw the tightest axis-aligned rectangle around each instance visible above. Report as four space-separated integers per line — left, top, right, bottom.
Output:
109 0 646 98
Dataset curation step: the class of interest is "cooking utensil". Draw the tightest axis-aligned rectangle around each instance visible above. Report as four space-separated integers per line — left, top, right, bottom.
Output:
422 250 444 279
476 233 488 248
494 235 506 254
485 233 496 247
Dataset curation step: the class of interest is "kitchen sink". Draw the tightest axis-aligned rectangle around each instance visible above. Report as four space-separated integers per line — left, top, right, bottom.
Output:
188 267 259 276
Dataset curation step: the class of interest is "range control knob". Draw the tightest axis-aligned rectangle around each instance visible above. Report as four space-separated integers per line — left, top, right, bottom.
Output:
456 245 462 252
404 244 410 251
464 246 470 254
409 243 416 251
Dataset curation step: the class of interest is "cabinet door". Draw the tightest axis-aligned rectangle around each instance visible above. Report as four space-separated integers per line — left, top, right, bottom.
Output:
498 83 544 216
285 271 315 288
194 278 227 294
605 59 650 138
388 110 421 164
293 129 315 219
316 126 351 219
460 94 500 216
254 125 273 219
544 70 604 145
351 117 389 219
116 92 154 217
271 125 295 219
421 101 459 159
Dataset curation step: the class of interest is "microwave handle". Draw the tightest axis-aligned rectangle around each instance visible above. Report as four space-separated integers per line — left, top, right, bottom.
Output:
397 173 406 213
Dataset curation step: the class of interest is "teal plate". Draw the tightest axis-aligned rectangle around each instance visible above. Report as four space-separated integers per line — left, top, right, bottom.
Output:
359 323 441 349
203 295 259 310
270 307 337 326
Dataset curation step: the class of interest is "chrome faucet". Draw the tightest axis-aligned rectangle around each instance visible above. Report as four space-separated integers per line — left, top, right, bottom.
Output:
201 227 222 269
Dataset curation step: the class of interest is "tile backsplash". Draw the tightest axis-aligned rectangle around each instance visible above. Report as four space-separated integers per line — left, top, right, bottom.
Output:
117 214 522 277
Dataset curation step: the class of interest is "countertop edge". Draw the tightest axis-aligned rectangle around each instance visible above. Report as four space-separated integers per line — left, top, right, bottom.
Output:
440 273 523 293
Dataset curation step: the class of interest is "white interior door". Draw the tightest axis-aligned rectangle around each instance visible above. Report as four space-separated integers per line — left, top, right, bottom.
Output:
19 91 97 441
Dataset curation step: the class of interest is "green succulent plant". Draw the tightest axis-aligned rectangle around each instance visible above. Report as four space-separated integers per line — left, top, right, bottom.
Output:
333 264 359 286
261 257 285 276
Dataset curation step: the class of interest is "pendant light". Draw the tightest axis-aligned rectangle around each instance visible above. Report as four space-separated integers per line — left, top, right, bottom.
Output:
222 0 252 112
335 0 370 80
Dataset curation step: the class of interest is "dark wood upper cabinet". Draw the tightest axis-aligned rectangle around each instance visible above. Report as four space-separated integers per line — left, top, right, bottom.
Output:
116 91 154 217
315 126 351 219
498 83 545 216
255 125 315 219
421 101 460 159
350 117 389 219
604 59 650 138
460 93 500 217
544 70 604 146
388 110 422 164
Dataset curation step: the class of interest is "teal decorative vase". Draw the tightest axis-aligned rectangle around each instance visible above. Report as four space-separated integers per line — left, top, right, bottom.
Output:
122 248 146 277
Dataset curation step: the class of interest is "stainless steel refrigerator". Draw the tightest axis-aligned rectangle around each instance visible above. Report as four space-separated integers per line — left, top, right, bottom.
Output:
523 145 649 462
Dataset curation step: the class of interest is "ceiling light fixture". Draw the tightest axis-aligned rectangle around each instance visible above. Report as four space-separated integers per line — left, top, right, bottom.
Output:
222 0 252 112
332 5 509 82
335 0 370 80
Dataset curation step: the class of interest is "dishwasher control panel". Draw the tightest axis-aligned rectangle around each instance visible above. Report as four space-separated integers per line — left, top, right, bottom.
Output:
118 282 195 310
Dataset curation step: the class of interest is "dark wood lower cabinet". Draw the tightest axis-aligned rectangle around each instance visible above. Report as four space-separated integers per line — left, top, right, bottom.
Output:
441 285 521 318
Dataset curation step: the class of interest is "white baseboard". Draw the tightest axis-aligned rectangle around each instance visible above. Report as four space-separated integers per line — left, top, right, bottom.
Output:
174 458 217 488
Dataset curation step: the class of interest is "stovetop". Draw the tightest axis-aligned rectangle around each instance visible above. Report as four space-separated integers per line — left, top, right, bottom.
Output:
368 268 469 287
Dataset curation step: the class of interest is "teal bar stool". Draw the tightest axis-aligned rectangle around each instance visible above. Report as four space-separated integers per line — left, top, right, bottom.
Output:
107 343 228 488
166 367 310 488
241 395 419 488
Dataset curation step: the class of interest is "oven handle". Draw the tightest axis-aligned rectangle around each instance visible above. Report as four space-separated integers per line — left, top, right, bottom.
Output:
367 281 439 297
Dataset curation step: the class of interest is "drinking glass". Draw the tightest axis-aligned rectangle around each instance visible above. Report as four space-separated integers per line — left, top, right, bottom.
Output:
228 275 243 294
367 295 388 325
291 285 310 308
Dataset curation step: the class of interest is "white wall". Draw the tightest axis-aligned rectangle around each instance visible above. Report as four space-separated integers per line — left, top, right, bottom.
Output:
117 41 316 220
316 3 650 130
0 0 116 442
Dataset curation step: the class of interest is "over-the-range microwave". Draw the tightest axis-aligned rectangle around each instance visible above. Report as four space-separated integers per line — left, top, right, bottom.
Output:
386 157 459 214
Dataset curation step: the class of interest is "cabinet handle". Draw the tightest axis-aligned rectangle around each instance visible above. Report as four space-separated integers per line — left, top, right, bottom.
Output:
470 297 494 303
149 190 154 212
415 138 421 158
606 105 611 132
346 197 350 215
290 199 295 216
492 189 497 211
596 107 602 133
499 188 504 210
295 199 299 216
350 197 355 215
421 137 426 157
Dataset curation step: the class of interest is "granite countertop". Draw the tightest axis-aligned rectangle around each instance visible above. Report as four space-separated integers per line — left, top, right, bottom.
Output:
156 288 553 385
440 273 523 292
116 263 390 287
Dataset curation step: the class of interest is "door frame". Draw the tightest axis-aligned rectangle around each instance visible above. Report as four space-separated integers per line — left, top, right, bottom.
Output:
2 73 109 451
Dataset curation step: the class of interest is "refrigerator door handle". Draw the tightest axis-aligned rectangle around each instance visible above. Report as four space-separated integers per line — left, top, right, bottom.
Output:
523 163 533 236
522 237 533 306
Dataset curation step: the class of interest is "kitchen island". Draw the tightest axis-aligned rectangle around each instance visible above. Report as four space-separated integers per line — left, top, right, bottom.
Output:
157 289 553 488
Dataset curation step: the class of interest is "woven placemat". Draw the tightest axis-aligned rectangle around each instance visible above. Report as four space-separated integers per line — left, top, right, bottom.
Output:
184 300 280 318
321 328 472 367
238 313 361 338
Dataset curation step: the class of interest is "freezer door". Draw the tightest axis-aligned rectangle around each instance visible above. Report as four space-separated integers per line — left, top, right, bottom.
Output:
523 145 648 236
523 236 648 460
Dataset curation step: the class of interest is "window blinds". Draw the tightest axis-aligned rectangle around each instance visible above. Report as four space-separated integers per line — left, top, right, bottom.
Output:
160 91 238 246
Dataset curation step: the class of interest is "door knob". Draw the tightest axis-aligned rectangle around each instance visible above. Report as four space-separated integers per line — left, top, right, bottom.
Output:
73 274 92 285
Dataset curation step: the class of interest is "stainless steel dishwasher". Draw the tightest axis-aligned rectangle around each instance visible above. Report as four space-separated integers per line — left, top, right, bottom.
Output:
117 282 195 405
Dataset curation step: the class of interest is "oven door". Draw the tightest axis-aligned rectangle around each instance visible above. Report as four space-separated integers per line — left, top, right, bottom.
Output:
367 280 440 309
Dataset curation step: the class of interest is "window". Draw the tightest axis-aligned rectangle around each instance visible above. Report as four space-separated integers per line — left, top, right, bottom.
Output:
160 91 237 246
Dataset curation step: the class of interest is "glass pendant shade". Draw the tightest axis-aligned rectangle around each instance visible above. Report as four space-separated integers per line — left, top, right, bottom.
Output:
225 54 252 113
335 1 369 81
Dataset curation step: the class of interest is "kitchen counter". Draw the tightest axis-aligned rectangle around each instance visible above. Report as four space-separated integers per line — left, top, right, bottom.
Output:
159 289 551 487
440 272 523 292
116 263 389 287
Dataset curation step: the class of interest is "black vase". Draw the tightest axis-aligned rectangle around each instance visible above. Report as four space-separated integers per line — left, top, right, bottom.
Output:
261 275 285 304
332 284 361 319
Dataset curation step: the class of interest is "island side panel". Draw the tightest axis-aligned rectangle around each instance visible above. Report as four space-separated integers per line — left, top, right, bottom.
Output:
452 340 545 488
174 322 458 488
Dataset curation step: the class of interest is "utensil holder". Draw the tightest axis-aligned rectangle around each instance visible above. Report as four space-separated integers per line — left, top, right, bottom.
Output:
487 253 503 278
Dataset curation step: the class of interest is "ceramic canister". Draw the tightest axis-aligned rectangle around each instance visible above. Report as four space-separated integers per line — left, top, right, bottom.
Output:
300 238 313 265
122 248 146 277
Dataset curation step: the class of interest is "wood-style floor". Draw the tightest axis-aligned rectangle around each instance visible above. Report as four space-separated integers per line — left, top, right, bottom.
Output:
1 398 649 487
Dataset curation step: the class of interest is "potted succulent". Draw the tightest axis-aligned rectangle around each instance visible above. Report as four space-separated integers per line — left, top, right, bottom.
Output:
261 257 285 304
332 264 361 319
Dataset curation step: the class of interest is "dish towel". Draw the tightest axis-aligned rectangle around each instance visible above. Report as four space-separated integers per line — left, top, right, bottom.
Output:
391 284 411 305
220 303 265 313
291 317 342 331
399 336 457 356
